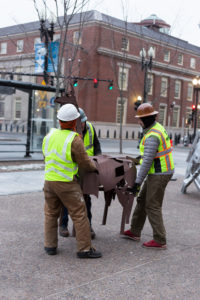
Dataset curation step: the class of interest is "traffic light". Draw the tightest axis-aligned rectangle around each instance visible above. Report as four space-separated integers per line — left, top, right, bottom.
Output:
93 78 98 88
108 81 113 90
73 79 78 87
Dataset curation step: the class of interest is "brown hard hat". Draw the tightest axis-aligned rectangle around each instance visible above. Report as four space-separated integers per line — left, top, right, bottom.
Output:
135 103 158 118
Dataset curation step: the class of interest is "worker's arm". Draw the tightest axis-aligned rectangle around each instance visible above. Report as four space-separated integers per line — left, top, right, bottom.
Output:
135 136 159 184
71 135 97 172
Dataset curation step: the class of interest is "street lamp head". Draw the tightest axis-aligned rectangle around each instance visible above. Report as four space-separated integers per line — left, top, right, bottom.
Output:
139 48 146 58
192 77 200 86
148 47 154 58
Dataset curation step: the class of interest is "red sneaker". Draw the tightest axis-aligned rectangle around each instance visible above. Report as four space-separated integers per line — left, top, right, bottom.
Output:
123 230 140 241
142 240 166 250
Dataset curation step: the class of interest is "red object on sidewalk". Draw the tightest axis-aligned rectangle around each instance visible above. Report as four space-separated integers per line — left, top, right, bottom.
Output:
123 229 140 241
142 240 166 249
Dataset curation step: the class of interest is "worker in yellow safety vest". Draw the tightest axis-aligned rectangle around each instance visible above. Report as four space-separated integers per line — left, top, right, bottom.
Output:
59 107 102 239
124 103 174 249
42 103 102 258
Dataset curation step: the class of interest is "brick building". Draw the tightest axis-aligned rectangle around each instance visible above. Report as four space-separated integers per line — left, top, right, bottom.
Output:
0 10 199 141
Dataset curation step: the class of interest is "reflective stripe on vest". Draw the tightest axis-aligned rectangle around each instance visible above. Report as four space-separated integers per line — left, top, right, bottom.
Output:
84 121 94 156
42 129 78 181
140 123 174 174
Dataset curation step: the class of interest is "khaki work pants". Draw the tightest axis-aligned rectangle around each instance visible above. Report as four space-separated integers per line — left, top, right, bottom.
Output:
131 174 172 244
43 180 91 252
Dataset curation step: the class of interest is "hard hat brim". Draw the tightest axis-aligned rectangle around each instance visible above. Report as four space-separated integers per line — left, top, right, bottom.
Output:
135 111 158 118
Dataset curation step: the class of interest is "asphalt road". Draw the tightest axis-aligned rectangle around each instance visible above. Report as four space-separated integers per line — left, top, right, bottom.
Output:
0 132 189 176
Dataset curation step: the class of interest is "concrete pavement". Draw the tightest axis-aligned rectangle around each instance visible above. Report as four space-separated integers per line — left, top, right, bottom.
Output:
1 172 200 299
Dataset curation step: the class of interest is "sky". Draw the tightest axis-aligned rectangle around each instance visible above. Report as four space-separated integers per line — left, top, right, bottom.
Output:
0 0 200 46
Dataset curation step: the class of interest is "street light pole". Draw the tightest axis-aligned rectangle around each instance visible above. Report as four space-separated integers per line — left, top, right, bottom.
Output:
192 77 200 139
39 19 55 84
139 47 154 103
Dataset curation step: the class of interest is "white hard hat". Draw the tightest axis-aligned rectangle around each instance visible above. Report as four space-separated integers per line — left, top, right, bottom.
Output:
78 108 87 122
57 104 80 121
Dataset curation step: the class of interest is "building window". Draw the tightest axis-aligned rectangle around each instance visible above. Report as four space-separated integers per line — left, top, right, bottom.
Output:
190 58 196 69
16 40 24 52
118 67 129 91
0 69 6 79
34 37 41 49
53 34 60 42
0 99 5 118
147 74 153 95
15 98 21 119
174 80 181 99
185 107 192 126
15 67 22 81
121 37 129 51
187 83 193 101
116 97 127 124
163 50 170 62
73 31 82 45
172 106 180 127
158 104 167 126
177 53 183 65
0 42 7 54
160 77 168 97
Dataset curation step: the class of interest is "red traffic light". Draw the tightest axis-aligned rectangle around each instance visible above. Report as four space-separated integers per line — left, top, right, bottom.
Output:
93 78 98 88
192 105 196 110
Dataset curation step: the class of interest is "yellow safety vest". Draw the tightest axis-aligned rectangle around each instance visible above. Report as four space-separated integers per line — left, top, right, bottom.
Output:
84 121 94 156
42 128 78 181
140 122 174 174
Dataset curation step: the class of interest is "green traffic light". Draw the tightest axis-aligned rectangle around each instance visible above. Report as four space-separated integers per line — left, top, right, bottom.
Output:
73 80 78 87
108 82 113 90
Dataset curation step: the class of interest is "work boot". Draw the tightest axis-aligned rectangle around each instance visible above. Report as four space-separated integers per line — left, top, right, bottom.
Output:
77 247 102 259
123 229 140 241
44 247 57 255
90 227 96 240
142 240 166 250
59 225 69 237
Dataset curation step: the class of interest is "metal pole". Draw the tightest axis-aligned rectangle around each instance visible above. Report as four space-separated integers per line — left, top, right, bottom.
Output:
24 90 32 157
193 88 198 139
143 63 148 103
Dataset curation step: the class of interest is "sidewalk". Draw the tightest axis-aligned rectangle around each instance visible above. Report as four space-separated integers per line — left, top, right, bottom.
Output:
1 174 200 299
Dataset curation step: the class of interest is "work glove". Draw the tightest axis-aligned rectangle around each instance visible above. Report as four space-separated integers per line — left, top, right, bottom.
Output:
127 183 141 196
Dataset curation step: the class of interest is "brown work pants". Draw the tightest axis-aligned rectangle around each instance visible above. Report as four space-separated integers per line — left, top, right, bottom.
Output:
131 174 172 244
43 180 91 252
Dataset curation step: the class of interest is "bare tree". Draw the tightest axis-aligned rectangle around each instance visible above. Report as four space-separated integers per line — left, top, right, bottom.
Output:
33 0 91 126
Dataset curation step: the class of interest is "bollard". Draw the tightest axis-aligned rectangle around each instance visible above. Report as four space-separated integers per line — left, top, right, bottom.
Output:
0 123 2 131
132 131 134 139
16 125 19 132
113 130 116 139
22 125 24 133
98 129 101 138
5 124 7 131
126 131 128 139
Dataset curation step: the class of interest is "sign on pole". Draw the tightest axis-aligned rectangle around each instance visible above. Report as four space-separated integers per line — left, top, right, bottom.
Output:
35 42 59 73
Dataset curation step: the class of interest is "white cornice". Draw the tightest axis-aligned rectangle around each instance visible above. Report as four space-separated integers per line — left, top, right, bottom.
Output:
97 47 200 77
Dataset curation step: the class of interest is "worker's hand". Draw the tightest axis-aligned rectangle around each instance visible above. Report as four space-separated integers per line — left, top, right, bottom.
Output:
128 183 141 196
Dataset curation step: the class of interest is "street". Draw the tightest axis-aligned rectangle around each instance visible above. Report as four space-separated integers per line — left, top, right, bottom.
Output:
0 133 189 195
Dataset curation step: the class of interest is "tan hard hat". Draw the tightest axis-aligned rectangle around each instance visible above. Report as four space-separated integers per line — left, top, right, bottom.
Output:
135 103 158 118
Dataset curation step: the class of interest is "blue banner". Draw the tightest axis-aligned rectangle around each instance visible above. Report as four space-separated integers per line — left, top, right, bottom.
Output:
35 41 59 73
